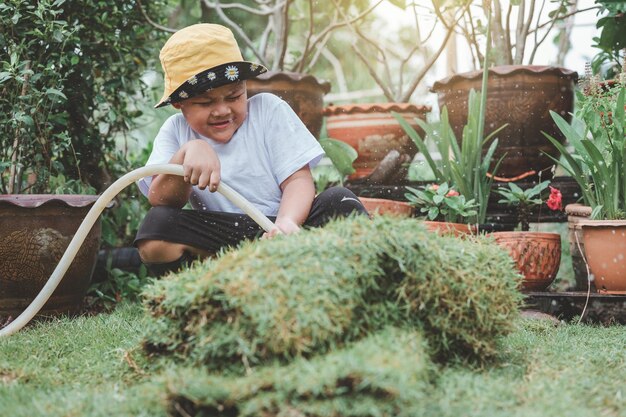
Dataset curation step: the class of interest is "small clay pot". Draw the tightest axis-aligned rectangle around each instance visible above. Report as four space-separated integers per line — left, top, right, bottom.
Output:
490 231 561 291
423 221 477 237
358 197 414 217
580 219 626 294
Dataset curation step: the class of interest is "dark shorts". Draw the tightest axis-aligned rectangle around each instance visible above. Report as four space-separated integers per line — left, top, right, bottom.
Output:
134 186 368 254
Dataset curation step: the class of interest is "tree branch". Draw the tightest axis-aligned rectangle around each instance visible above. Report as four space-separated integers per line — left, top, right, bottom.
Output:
275 0 292 70
202 0 269 67
201 0 282 16
136 0 177 33
295 0 382 71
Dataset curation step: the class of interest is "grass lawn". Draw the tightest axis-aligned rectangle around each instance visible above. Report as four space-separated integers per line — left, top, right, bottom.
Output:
1 302 625 416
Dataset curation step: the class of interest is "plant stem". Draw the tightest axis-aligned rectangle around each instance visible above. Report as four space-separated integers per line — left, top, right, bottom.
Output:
8 60 31 195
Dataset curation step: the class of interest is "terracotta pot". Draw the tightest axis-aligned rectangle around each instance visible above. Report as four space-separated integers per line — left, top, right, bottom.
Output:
423 220 477 237
490 231 561 291
0 195 101 317
431 65 578 180
565 203 594 291
246 71 331 139
358 197 414 217
323 103 431 180
580 219 626 294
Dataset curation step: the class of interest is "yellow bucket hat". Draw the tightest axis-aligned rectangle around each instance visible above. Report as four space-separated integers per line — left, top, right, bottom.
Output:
155 23 267 108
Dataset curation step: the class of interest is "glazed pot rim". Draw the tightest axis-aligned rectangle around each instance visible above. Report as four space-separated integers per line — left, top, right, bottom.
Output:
253 70 331 93
579 219 626 227
431 65 579 91
323 102 431 116
0 194 100 208
359 196 412 205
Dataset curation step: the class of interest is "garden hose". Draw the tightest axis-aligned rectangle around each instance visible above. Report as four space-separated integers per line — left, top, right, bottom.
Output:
0 164 276 338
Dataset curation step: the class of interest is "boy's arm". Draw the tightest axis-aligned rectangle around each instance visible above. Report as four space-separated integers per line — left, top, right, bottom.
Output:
266 166 315 237
148 139 221 208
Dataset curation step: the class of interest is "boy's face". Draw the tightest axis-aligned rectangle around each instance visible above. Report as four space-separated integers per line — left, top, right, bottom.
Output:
173 81 248 143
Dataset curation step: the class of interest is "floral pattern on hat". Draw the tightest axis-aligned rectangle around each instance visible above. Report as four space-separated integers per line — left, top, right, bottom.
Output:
225 65 239 81
207 72 216 81
187 75 198 85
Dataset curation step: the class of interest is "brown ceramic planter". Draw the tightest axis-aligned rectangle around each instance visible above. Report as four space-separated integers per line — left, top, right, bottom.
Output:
431 65 578 180
423 221 477 237
247 71 331 139
490 231 561 291
358 197 414 217
323 103 431 180
0 195 101 317
565 203 594 291
580 219 626 294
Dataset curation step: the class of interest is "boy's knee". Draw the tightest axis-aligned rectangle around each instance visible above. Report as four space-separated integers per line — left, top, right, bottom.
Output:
317 186 368 216
137 239 185 264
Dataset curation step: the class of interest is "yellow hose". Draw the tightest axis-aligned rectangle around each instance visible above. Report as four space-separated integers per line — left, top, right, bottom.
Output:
0 164 276 337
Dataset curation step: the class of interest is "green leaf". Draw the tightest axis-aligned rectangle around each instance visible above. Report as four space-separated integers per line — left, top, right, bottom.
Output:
45 88 67 100
394 112 444 181
0 72 12 84
319 137 356 177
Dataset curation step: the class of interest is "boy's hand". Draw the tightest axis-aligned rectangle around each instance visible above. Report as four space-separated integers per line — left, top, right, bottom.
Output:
262 218 300 239
180 140 221 192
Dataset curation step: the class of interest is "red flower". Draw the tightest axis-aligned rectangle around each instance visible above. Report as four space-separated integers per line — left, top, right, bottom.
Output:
547 186 563 211
446 189 460 197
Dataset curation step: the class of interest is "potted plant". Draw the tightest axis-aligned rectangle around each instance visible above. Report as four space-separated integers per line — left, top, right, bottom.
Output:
394 14 506 228
198 0 381 138
545 68 626 294
489 181 563 291
0 0 165 319
431 0 583 180
322 1 468 181
405 182 479 236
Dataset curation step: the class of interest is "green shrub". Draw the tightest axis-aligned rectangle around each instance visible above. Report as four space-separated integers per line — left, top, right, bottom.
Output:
142 216 522 369
0 0 167 194
165 328 433 417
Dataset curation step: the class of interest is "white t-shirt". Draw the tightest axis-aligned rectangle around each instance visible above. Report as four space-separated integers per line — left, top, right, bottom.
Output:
138 93 324 216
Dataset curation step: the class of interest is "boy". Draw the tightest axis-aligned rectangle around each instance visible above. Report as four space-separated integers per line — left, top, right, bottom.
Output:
135 23 367 276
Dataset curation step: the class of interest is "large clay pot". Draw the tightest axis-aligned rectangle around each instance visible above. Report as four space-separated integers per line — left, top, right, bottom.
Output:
0 195 101 317
358 197 414 217
246 71 331 139
323 103 431 180
490 231 561 291
431 65 578 180
580 219 626 294
565 203 594 291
